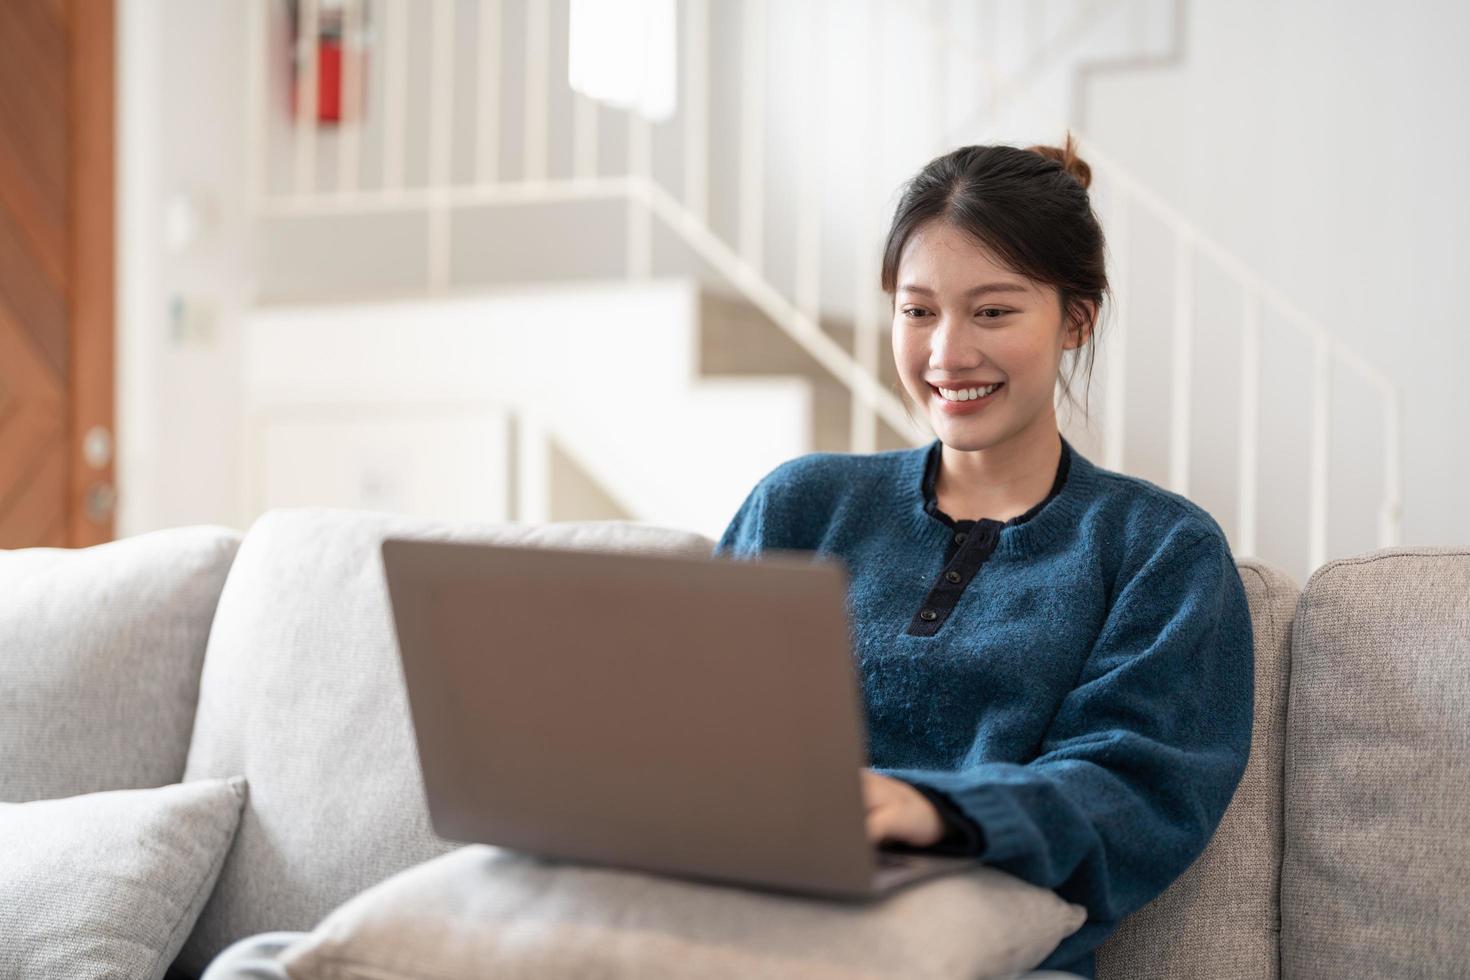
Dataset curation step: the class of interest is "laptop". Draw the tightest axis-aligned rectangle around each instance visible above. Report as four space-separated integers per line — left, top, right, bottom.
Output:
379 535 983 902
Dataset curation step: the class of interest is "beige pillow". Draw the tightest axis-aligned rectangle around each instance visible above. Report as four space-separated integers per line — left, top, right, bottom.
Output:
279 844 1087 980
0 777 248 980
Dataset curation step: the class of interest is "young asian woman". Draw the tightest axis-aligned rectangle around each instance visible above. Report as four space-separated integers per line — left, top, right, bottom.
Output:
712 136 1254 980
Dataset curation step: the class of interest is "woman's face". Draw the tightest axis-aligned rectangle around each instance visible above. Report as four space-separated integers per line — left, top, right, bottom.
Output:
891 219 1088 454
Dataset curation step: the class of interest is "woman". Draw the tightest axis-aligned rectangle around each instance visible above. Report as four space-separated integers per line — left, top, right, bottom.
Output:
712 136 1254 980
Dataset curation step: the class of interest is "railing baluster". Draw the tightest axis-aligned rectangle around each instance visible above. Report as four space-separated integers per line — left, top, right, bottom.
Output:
850 0 880 453
740 0 765 272
1103 172 1128 471
337 0 362 194
293 0 319 197
627 110 651 279
1237 291 1261 557
1381 384 1401 547
1309 336 1331 571
245 1 266 210
684 0 709 222
1169 234 1194 495
477 0 501 185
525 0 550 183
427 0 454 292
572 90 597 180
795 0 822 330
382 0 407 191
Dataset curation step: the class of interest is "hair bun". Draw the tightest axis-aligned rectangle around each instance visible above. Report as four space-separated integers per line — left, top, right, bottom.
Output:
1026 131 1092 191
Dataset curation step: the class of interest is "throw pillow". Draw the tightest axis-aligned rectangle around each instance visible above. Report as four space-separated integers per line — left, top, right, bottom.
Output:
0 525 242 801
278 844 1086 980
0 776 248 980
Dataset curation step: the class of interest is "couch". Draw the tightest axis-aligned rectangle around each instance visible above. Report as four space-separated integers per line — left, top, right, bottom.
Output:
4 507 1466 979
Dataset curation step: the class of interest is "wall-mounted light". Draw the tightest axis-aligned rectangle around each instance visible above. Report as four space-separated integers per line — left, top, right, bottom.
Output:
568 0 676 123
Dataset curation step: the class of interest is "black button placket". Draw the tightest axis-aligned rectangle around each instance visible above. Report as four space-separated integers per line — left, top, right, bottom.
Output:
905 519 1002 637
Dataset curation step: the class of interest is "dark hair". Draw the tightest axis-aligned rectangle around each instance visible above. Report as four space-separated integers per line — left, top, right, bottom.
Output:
880 132 1111 428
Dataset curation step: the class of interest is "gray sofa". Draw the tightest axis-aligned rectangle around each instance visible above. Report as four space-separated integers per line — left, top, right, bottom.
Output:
8 507 1468 978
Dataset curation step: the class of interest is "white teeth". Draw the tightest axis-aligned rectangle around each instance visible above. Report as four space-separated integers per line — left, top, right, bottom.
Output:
937 383 1000 401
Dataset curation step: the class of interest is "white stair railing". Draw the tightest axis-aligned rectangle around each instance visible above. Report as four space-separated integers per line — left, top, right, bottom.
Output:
885 0 1403 567
246 0 1402 573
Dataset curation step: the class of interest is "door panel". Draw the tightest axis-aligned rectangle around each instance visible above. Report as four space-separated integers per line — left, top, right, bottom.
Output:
0 0 114 548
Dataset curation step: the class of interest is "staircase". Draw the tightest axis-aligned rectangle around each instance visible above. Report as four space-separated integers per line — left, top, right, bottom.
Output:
239 0 1401 584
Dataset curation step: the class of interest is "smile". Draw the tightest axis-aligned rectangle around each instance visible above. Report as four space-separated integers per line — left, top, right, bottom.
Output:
930 382 1004 413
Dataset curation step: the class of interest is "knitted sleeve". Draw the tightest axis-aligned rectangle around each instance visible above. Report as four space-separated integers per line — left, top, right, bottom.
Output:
711 477 771 560
904 782 986 856
871 526 1254 934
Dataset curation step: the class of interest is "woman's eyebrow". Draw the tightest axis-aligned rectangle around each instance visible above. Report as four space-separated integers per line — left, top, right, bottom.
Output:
898 282 1029 297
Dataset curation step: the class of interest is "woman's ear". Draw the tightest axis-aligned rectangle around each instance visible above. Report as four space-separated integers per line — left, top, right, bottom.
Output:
1064 299 1097 350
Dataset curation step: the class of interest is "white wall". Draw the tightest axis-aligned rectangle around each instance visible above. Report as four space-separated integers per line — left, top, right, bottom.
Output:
118 0 252 535
1083 0 1470 546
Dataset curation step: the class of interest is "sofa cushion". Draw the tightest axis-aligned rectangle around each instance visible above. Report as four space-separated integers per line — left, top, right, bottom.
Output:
275 844 1086 980
1280 547 1470 979
1097 558 1299 980
0 525 242 802
0 776 247 980
175 507 719 974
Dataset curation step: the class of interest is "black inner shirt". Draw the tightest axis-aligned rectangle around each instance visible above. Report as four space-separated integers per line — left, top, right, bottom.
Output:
904 439 1073 638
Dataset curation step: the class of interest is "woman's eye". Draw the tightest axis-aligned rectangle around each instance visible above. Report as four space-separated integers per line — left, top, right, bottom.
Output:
899 308 1008 320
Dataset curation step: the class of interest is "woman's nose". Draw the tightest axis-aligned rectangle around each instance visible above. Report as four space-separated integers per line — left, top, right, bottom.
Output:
930 315 982 369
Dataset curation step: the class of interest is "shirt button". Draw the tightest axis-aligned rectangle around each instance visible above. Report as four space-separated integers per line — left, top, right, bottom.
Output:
919 609 938 621
954 532 968 545
945 570 962 583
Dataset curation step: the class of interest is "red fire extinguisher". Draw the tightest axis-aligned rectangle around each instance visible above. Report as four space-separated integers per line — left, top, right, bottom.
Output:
288 0 370 125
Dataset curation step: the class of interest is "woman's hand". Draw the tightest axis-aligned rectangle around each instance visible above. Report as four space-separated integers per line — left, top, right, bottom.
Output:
860 769 946 848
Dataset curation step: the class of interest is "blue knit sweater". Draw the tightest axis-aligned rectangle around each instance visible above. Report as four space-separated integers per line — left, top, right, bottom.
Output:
711 435 1254 979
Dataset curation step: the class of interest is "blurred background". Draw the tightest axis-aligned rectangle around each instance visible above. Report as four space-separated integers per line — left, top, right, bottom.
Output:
2 0 1466 585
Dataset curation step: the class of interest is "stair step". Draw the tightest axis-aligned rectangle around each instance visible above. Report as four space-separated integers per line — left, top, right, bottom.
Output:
696 288 919 455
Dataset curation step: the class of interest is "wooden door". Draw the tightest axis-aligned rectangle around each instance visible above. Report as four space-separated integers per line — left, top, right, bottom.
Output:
0 0 115 548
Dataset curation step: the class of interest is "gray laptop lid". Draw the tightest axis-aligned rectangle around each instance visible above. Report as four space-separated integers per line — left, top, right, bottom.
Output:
380 536 972 901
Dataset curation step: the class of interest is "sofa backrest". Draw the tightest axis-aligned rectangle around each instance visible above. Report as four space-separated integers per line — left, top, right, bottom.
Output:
1279 547 1470 980
1097 558 1300 980
173 508 720 975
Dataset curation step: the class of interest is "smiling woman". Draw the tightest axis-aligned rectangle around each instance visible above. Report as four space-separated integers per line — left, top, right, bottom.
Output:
883 135 1110 523
713 133 1255 980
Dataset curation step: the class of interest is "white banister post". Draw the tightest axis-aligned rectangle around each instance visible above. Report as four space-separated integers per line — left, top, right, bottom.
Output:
1309 336 1331 571
739 0 765 272
684 0 709 223
293 0 319 197
850 0 880 454
382 0 407 190
477 0 502 185
1103 173 1128 471
1169 234 1194 495
795 0 823 331
337 0 363 194
931 0 948 156
572 90 597 180
245 0 266 213
1237 290 1262 557
524 0 550 183
1381 384 1402 547
427 0 455 292
628 110 652 279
